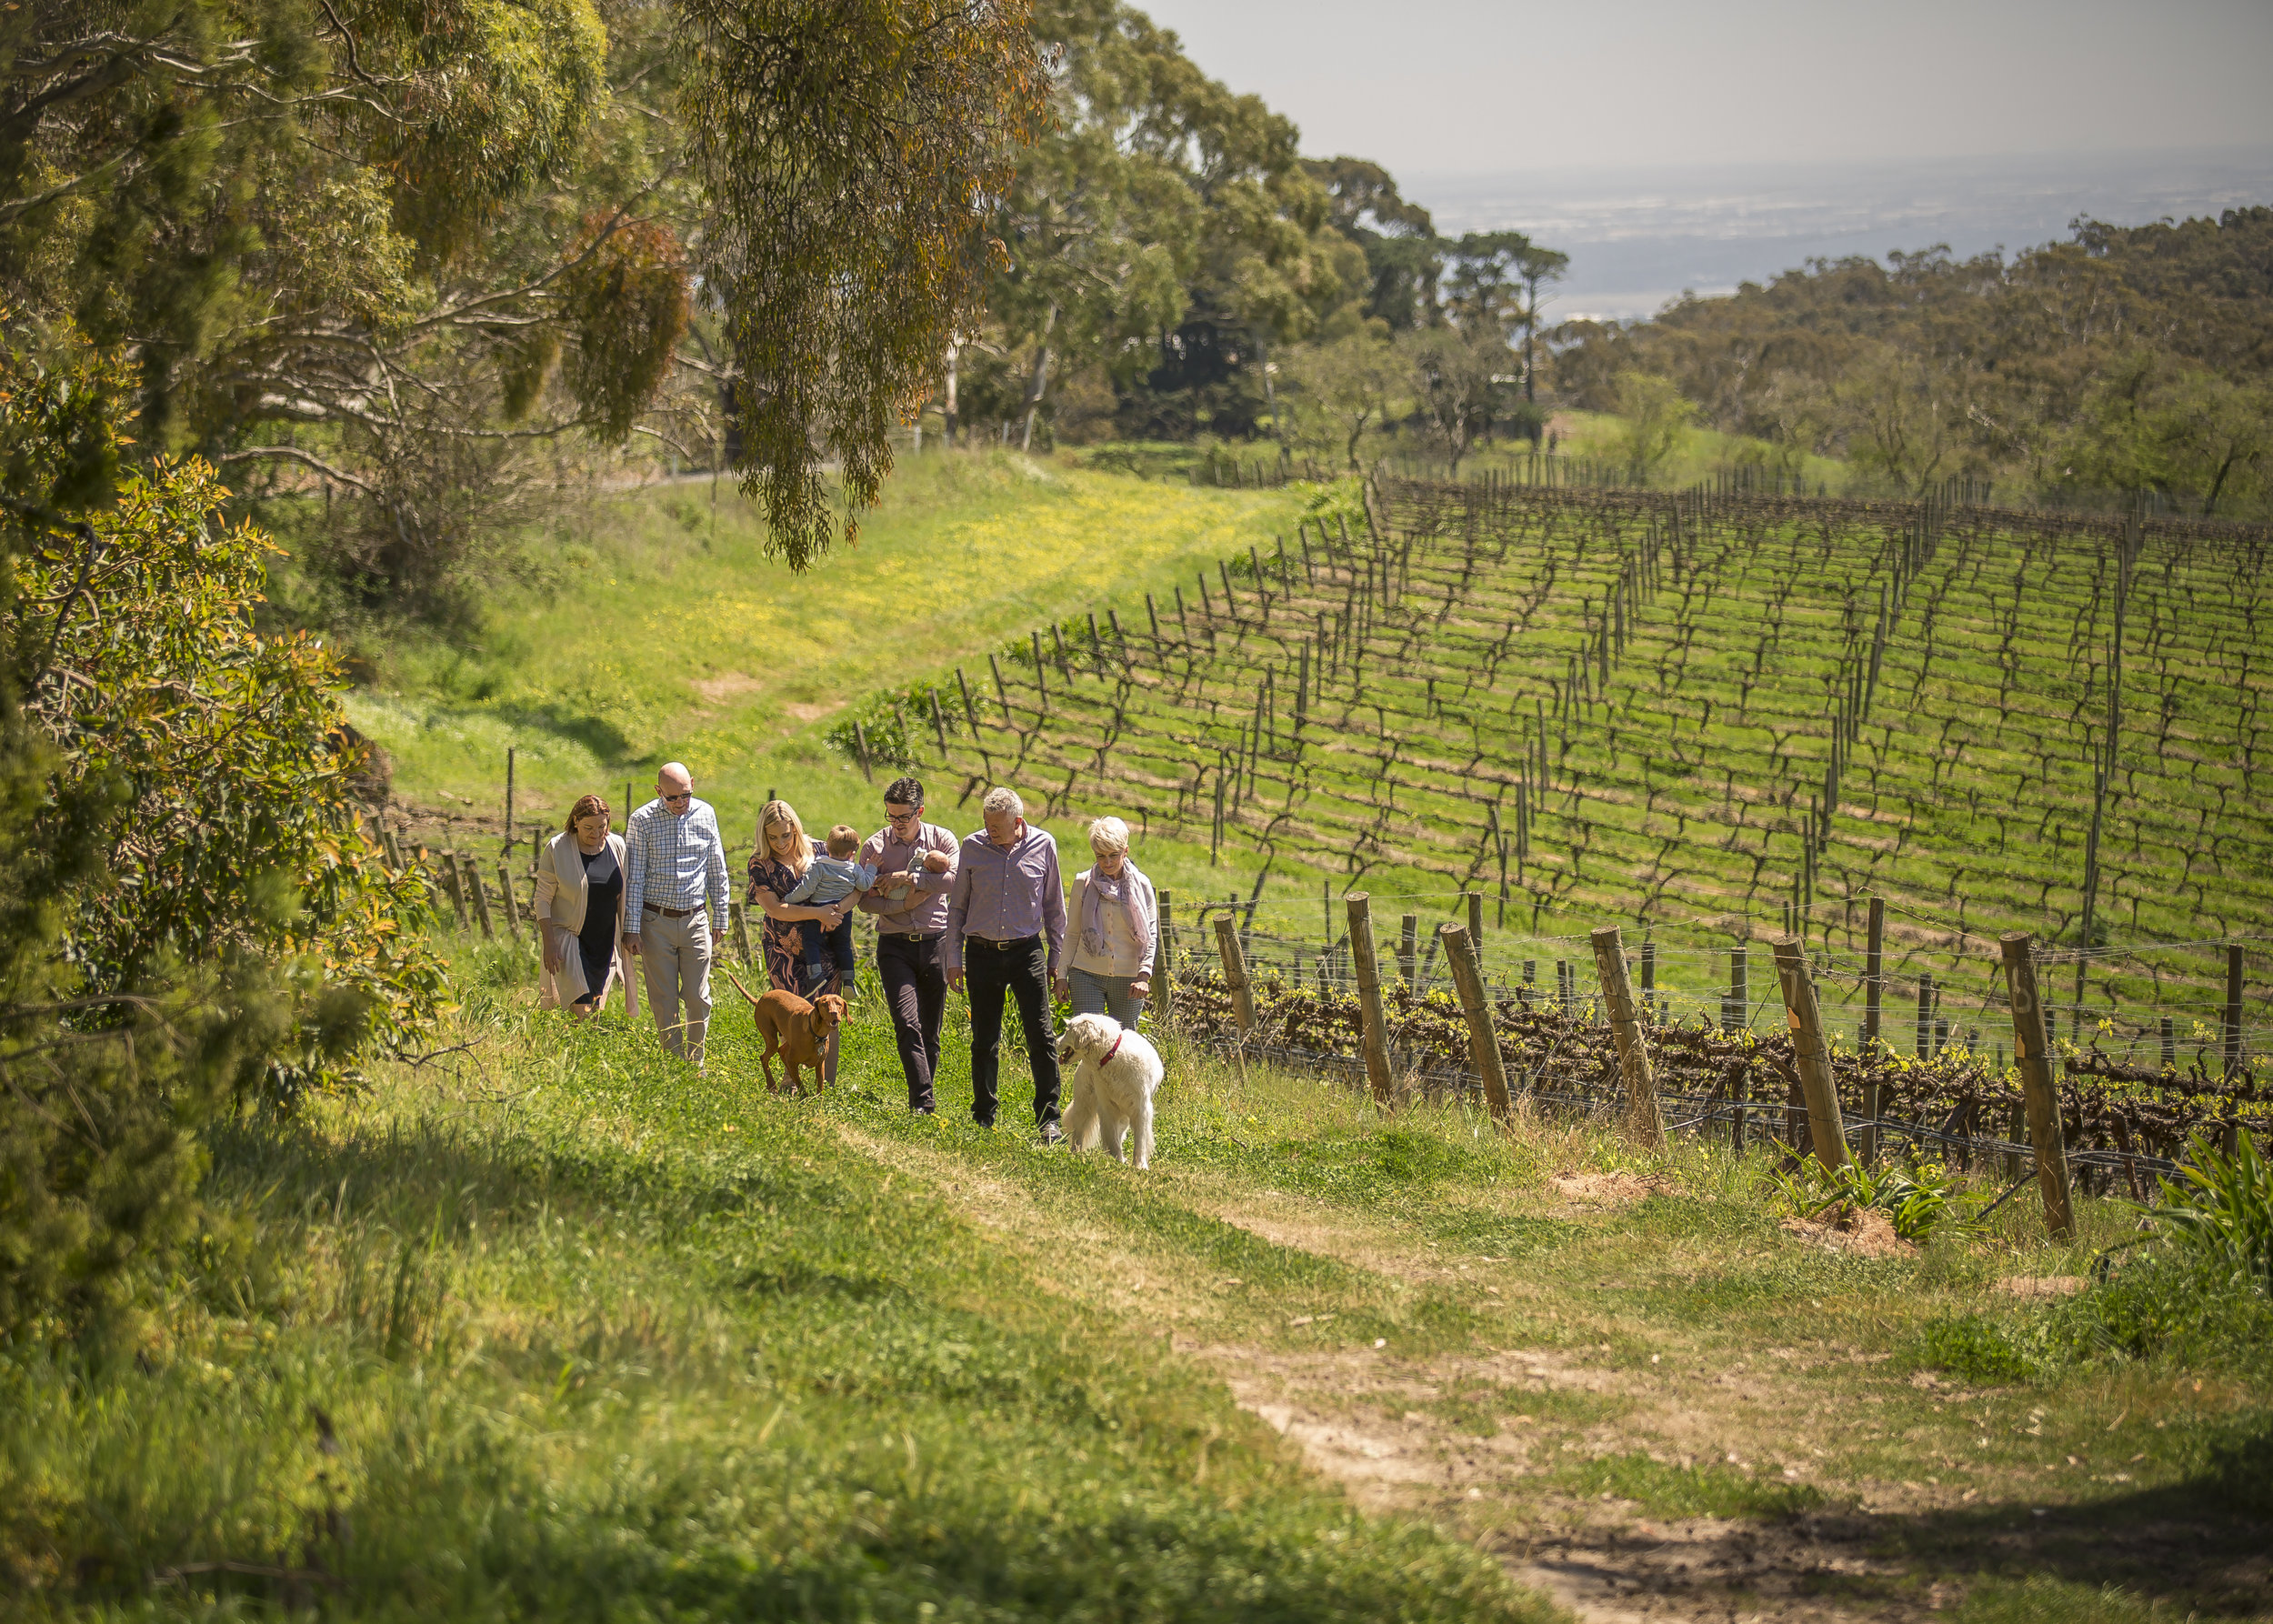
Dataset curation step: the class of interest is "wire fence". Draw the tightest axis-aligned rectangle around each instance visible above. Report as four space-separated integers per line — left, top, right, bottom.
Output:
1153 885 2265 1193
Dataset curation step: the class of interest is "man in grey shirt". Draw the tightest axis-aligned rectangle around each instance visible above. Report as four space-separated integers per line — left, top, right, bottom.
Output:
857 775 958 1114
622 760 730 1069
942 785 1066 1140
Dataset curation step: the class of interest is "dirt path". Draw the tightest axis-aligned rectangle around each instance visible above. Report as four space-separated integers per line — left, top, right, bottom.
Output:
836 1128 2269 1623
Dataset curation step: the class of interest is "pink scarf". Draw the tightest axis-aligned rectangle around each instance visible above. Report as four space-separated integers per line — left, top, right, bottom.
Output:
1080 865 1152 963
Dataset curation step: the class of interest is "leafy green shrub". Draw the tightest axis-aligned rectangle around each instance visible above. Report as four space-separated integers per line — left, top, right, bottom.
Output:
1911 1314 2037 1383
2138 1129 2271 1296
2040 1249 2273 1378
0 328 443 1337
1767 1149 1977 1240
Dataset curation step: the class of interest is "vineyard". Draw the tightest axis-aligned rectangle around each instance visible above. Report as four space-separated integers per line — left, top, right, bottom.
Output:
837 473 2271 1160
1160 949 2265 1196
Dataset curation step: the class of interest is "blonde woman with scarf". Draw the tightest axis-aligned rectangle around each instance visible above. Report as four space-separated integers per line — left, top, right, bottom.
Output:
1056 816 1157 1028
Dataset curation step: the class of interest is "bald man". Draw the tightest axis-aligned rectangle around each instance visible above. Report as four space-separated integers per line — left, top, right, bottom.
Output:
622 761 729 1068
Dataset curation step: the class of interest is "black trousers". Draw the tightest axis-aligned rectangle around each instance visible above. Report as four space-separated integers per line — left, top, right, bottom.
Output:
964 936 1060 1128
876 932 947 1111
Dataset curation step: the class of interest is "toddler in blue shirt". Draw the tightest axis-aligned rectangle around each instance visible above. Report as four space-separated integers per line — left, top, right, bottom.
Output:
785 825 873 991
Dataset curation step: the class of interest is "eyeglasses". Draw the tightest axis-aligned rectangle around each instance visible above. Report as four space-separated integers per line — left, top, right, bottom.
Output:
662 791 693 805
885 807 921 825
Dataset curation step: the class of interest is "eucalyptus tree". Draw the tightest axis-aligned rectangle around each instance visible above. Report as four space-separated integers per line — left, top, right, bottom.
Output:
2 0 1050 587
983 0 1358 446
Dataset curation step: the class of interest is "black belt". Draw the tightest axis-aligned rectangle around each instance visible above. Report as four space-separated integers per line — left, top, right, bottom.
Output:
967 934 1041 950
885 931 940 944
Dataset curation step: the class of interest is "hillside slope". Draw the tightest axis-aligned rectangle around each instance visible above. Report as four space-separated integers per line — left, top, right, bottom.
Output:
908 478 2270 1052
345 452 1304 851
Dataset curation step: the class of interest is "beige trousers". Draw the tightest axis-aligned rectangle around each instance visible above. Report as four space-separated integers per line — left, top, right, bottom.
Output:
638 908 713 1068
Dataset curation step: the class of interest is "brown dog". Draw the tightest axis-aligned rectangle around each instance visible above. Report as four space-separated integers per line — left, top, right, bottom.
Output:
723 968 844 1096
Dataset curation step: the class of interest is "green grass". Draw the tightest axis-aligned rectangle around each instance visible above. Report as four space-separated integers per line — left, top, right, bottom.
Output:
1559 1449 1826 1519
339 449 1307 861
6 927 2269 1619
0 994 1556 1620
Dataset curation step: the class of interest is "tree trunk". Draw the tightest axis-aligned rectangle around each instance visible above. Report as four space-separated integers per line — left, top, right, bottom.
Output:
944 337 959 447
1019 303 1058 454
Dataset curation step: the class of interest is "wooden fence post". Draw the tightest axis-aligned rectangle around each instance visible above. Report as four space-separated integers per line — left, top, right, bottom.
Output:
1769 936 1846 1168
2226 942 2246 1079
1466 890 1484 951
440 852 469 931
1591 926 1665 1147
2000 933 2077 1238
1861 895 1885 1160
496 862 523 941
1398 912 1417 987
1213 913 1255 1038
1440 922 1513 1126
462 855 496 941
1346 892 1397 1108
1157 889 1176 1034
730 899 755 965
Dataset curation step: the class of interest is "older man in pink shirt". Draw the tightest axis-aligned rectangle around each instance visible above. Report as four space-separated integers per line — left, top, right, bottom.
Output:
942 784 1066 1141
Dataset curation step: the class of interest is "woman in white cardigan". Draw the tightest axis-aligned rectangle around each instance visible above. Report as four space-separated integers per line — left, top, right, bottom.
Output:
535 794 639 1019
1056 816 1157 1030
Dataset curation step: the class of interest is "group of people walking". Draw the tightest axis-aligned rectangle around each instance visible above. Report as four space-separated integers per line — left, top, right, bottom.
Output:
534 764 1158 1141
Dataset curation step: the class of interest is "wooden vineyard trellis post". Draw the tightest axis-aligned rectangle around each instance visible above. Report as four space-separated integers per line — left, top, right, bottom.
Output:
1157 890 1176 1035
1769 936 1846 1169
1440 922 1513 1127
1590 926 1665 1148
461 855 496 941
729 900 755 965
1346 893 1396 1108
2226 942 2246 1080
1212 913 1253 1085
440 852 469 931
1398 913 1418 987
496 861 523 942
1999 933 2077 1239
1861 896 1885 1160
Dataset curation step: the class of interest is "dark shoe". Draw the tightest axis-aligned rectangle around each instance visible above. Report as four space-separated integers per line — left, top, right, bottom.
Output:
1036 1122 1066 1148
973 1116 996 1129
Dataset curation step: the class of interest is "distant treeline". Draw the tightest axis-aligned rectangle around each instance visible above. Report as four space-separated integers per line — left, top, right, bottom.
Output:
1549 209 2273 515
951 4 1563 456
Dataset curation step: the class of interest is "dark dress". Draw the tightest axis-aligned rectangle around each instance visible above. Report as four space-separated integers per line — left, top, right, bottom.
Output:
746 844 838 998
575 844 623 1007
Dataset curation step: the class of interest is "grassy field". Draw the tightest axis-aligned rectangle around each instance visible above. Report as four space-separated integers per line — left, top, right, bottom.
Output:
8 935 2267 1620
345 449 1307 860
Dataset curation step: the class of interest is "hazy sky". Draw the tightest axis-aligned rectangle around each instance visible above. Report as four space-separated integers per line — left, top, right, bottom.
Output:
1132 0 2273 176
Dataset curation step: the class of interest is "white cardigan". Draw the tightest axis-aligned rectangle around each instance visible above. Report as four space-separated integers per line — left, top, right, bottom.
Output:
1066 865 1157 978
534 829 638 1014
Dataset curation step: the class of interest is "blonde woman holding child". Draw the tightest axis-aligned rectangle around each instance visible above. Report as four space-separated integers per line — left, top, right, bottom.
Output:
745 799 857 1082
536 793 638 1021
1055 815 1157 1028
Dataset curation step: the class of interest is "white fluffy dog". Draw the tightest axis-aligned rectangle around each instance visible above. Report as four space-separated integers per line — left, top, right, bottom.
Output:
1056 1013 1164 1169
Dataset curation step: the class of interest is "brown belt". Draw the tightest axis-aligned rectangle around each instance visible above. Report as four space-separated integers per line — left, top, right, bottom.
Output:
643 902 696 918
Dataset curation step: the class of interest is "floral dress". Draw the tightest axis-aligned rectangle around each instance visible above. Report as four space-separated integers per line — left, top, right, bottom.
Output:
746 843 834 998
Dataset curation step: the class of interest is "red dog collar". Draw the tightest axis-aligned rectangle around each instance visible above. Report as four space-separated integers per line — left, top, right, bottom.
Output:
1102 1031 1125 1064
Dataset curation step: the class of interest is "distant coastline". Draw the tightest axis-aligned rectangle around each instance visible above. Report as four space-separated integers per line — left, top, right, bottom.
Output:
1405 145 2273 322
